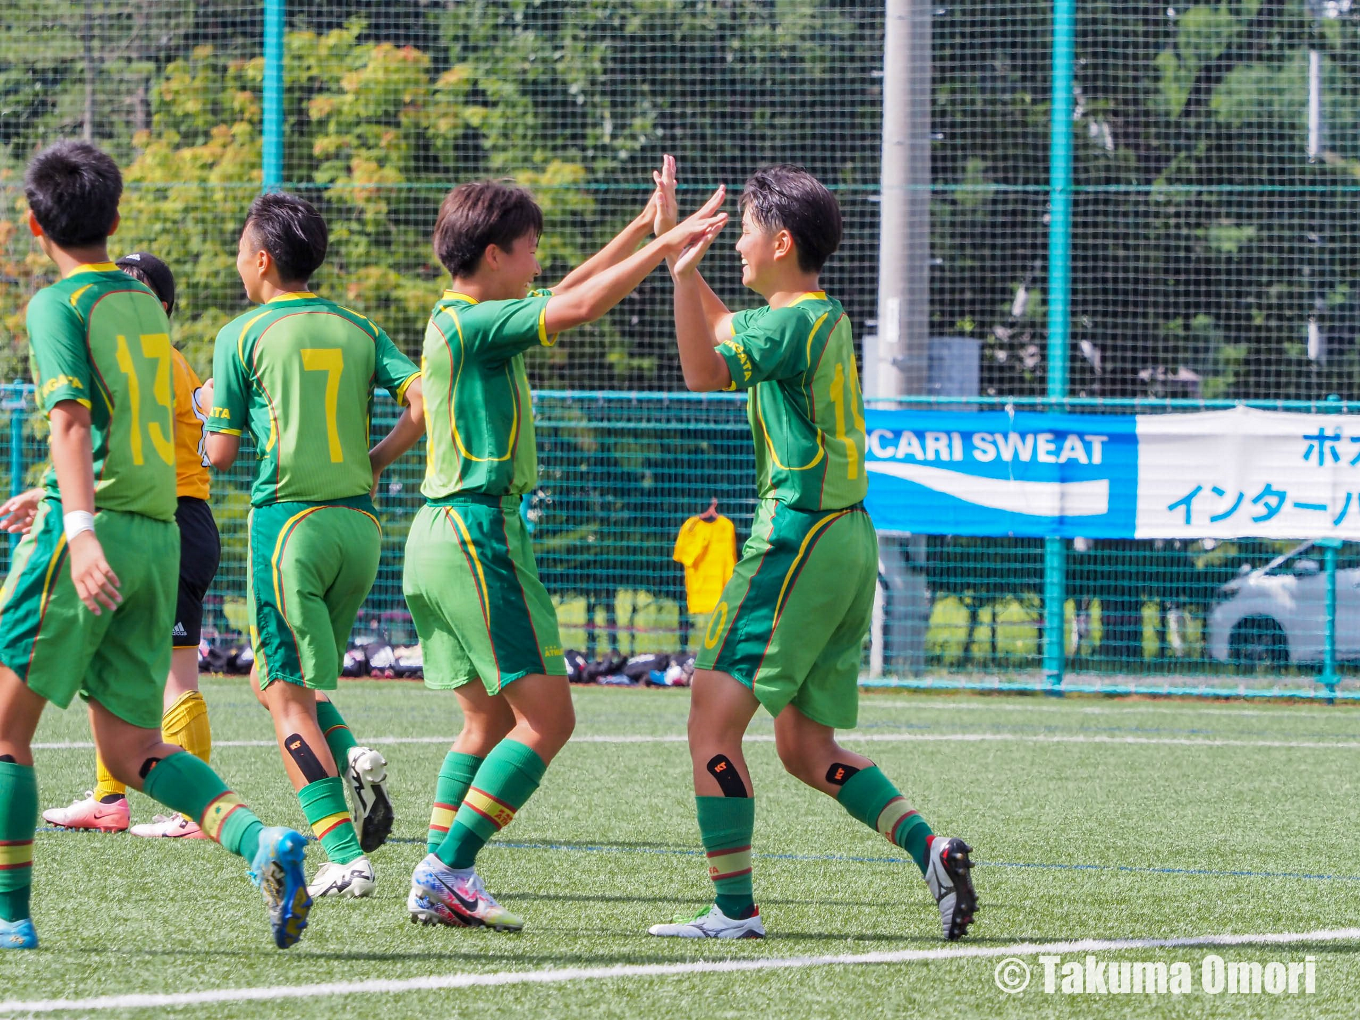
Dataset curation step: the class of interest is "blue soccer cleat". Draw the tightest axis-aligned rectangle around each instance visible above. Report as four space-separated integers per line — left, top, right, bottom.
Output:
1 917 38 949
249 826 312 949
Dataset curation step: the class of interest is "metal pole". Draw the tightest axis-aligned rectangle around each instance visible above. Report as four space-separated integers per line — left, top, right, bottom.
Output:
262 0 285 192
868 0 931 677
1043 0 1076 690
1320 538 1340 702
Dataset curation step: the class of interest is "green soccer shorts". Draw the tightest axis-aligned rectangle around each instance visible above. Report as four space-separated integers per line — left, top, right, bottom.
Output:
403 495 566 694
0 497 178 728
248 497 382 691
697 499 878 730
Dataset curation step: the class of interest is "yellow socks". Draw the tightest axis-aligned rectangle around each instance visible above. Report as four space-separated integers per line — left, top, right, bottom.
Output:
93 690 210 801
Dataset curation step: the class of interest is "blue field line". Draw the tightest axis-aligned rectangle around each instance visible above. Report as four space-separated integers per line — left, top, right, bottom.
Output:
35 826 1360 882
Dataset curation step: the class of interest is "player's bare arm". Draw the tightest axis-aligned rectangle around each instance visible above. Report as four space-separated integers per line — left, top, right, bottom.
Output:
552 188 662 295
48 400 120 614
369 376 425 495
205 430 241 472
653 156 735 344
541 187 727 336
670 219 733 392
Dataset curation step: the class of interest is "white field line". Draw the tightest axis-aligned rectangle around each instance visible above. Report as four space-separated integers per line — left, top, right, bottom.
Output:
3 927 1359 1014
30 732 1360 751
856 699 1348 718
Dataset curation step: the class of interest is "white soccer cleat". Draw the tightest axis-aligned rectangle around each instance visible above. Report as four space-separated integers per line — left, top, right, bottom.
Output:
345 746 394 853
407 855 523 931
925 836 978 941
648 904 765 939
307 857 376 898
130 813 206 839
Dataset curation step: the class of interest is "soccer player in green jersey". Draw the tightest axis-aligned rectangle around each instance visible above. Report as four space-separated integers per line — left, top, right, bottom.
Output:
203 192 425 900
405 167 727 932
0 141 311 951
648 163 979 941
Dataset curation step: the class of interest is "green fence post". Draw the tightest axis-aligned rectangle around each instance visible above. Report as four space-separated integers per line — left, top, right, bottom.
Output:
1319 537 1341 703
262 0 285 191
1043 0 1076 691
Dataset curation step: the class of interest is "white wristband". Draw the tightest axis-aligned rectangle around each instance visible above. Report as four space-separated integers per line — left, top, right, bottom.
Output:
63 511 95 541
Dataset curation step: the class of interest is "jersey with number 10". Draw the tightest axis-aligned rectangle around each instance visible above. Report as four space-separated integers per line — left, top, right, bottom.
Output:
716 292 868 512
25 263 177 522
207 292 420 506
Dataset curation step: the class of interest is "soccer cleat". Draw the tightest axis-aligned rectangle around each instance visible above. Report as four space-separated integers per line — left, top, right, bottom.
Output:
308 857 376 898
130 813 206 839
0 918 38 950
407 855 523 932
42 792 129 833
249 826 312 949
925 836 978 941
648 903 765 939
345 746 394 853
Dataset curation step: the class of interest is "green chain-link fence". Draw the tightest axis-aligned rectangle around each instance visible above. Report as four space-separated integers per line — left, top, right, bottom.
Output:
4 2 1360 695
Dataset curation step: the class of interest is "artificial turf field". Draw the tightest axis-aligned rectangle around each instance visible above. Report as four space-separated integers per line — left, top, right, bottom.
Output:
6 679 1360 1019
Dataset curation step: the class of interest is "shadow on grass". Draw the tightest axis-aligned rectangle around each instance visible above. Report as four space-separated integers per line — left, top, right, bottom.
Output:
500 891 895 908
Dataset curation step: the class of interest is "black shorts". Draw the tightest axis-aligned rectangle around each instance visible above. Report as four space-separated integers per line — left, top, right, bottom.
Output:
173 497 221 648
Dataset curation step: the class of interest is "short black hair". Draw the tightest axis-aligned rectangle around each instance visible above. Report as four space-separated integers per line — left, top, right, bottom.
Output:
24 140 122 248
432 181 543 278
738 164 842 273
243 192 328 283
116 252 175 316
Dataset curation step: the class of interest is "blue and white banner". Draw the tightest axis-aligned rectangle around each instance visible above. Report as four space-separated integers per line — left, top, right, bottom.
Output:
865 407 1360 540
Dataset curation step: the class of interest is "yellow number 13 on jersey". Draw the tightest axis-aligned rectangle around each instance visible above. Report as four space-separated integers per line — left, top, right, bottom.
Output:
301 348 345 463
115 333 174 466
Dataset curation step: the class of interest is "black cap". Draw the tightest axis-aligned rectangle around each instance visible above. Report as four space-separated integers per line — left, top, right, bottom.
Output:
115 252 175 317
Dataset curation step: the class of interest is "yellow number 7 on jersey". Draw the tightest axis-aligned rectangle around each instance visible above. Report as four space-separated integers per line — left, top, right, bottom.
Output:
115 332 175 466
301 348 344 463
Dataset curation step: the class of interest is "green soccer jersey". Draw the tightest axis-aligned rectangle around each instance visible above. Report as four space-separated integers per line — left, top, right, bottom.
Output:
206 292 420 506
419 289 557 500
715 291 868 512
25 262 178 523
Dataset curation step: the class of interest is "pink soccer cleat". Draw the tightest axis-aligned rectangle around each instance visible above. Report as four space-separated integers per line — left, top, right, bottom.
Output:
43 792 129 833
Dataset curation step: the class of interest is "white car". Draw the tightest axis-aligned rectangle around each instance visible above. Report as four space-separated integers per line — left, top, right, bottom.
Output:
1207 542 1358 666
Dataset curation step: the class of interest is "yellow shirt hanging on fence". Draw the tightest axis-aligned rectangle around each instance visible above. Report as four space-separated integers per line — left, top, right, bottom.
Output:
673 515 737 614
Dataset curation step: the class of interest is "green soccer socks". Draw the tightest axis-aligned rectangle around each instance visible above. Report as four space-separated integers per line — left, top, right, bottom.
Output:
428 751 484 854
696 795 756 919
315 699 358 768
436 740 545 870
298 776 364 865
141 751 264 861
0 761 38 922
836 766 933 874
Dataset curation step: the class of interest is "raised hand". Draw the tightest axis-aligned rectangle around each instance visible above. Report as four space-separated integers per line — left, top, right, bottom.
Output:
652 154 678 236
670 216 727 279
